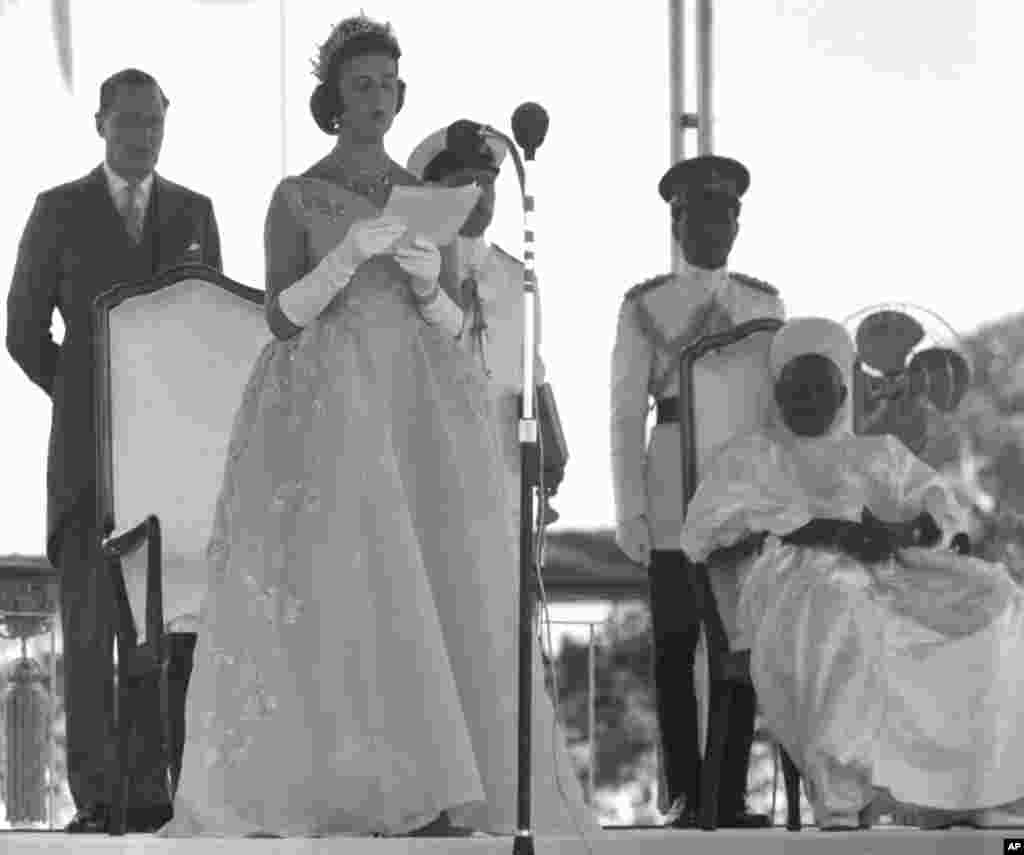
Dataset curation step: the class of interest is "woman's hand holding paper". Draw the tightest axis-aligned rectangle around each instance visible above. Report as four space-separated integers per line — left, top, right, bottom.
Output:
338 215 407 270
277 215 406 329
394 234 464 336
394 235 442 301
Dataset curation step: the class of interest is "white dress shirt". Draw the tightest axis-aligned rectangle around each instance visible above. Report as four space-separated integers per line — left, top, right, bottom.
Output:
103 160 153 225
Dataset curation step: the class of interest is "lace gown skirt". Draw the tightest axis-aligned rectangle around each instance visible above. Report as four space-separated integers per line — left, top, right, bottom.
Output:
162 268 592 837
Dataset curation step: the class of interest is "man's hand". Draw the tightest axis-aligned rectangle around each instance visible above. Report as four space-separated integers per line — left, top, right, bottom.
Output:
951 532 971 555
616 515 652 566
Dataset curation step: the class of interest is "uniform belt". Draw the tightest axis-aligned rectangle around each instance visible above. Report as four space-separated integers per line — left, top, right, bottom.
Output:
656 397 680 425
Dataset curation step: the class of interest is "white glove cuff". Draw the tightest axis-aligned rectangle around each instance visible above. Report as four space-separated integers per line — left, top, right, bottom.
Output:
278 252 357 329
418 288 464 337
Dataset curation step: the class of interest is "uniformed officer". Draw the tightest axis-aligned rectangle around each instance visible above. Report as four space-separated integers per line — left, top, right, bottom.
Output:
610 155 784 828
408 121 546 542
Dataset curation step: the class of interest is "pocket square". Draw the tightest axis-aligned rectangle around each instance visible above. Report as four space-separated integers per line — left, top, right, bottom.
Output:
186 240 201 254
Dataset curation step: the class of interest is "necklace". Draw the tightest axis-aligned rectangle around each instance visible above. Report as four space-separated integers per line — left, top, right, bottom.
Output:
332 157 393 199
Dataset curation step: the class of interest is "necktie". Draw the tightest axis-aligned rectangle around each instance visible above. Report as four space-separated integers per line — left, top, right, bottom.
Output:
118 183 144 243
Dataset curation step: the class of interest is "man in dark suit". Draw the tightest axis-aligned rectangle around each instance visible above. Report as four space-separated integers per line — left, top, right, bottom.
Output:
6 67 221 833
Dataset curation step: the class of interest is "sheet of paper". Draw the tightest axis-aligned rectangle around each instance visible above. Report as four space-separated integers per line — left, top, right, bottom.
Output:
382 183 481 246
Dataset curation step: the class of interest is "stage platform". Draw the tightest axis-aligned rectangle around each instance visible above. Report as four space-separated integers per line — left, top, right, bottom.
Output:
1 827 1018 855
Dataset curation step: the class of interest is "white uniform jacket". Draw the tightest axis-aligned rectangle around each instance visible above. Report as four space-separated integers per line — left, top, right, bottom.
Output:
610 263 784 550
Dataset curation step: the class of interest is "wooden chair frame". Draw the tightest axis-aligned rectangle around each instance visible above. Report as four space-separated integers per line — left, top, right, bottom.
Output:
678 317 803 831
93 263 265 834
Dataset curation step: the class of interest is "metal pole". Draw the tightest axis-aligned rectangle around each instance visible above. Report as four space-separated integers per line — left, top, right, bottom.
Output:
478 117 544 855
669 0 686 273
669 0 686 168
696 0 713 154
587 623 596 804
110 635 124 835
48 624 56 829
279 0 287 177
516 146 539 855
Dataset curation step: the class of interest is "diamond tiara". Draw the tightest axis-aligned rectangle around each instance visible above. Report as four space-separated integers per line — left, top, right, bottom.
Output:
311 13 398 81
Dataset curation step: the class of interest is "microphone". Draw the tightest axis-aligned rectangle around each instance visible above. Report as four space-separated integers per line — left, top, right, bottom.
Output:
511 102 549 161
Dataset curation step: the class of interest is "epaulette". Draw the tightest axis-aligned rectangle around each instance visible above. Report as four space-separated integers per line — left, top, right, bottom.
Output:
624 273 674 302
731 271 778 297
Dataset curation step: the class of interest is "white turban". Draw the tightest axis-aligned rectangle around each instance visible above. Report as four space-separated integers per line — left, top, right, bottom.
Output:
768 317 856 435
769 317 855 380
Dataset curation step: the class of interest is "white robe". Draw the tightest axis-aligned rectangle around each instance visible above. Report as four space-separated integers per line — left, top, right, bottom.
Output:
680 428 1024 823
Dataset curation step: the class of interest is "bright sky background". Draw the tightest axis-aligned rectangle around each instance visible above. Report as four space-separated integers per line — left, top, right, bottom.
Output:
0 0 1010 566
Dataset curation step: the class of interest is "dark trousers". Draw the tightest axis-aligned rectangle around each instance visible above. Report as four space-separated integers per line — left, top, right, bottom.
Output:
166 633 197 797
648 549 758 815
56 485 116 811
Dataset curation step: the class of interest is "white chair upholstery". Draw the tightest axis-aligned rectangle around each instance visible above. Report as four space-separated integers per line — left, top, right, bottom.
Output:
689 327 778 481
689 324 778 633
102 272 268 636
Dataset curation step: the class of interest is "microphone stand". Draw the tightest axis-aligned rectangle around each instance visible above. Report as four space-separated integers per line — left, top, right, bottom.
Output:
481 120 540 855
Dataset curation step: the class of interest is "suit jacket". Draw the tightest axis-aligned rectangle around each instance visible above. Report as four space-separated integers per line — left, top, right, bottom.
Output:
610 265 784 550
6 165 222 565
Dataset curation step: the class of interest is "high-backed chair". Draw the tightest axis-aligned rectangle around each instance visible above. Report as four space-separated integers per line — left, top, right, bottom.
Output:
677 318 803 831
93 264 268 834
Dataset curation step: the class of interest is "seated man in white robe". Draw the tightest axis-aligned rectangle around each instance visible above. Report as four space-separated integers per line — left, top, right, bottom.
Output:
680 316 1024 830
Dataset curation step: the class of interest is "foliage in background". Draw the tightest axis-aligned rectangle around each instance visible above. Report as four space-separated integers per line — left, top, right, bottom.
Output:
923 312 1024 581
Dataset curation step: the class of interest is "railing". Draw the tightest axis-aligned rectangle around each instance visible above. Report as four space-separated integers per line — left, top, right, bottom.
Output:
0 556 68 830
544 619 600 804
1 558 821 830
540 613 814 827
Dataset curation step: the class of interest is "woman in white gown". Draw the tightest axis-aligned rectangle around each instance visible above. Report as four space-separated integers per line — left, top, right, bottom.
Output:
680 317 1024 830
161 14 595 838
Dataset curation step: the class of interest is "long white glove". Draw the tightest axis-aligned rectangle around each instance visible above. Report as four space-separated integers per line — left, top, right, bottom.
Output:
278 215 407 328
394 236 464 337
616 515 652 566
